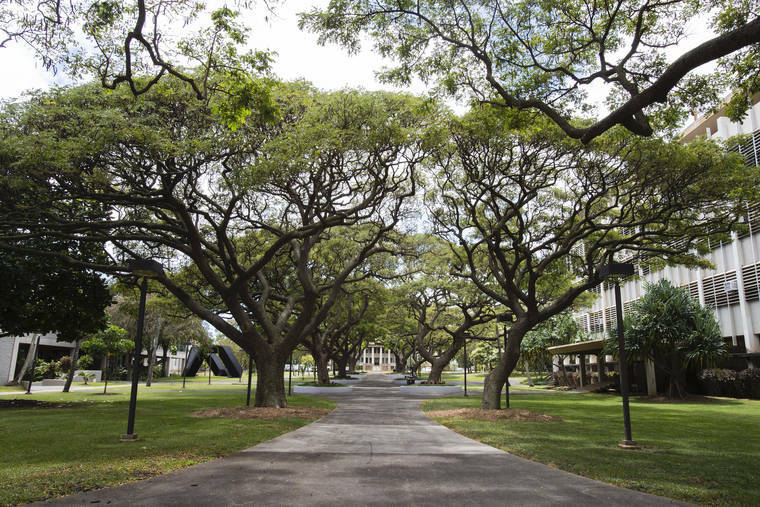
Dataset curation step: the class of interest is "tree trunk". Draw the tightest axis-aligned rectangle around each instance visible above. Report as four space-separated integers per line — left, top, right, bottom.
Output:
348 354 359 373
145 320 161 387
315 350 331 385
63 339 82 393
668 354 687 399
392 351 405 373
523 358 534 387
426 358 447 384
481 323 527 410
253 359 287 407
14 334 40 384
161 344 169 377
334 357 350 378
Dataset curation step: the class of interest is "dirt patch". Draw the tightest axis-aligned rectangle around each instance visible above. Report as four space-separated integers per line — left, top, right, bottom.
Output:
427 408 563 422
191 406 331 420
0 398 71 409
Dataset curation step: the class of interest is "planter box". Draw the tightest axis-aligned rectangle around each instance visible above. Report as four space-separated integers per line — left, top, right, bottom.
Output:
40 379 66 386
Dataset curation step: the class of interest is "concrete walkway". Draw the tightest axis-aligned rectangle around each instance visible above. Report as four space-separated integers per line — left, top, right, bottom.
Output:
35 374 686 506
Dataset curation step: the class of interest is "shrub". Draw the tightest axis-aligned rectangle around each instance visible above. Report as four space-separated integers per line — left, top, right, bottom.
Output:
700 368 760 399
59 356 72 373
33 360 62 380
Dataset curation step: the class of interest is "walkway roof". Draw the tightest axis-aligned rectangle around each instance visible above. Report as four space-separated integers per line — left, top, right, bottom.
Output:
546 339 606 355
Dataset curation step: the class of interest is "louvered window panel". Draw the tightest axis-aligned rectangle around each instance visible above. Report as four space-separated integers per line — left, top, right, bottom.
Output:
702 271 739 308
729 129 760 167
623 299 637 314
576 314 590 331
604 306 617 328
738 204 760 239
742 263 760 301
589 310 604 333
686 281 699 301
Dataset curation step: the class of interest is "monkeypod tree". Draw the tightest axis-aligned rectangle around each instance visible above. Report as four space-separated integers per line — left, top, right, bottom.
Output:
0 77 441 407
0 0 278 126
430 106 758 409
303 0 760 142
397 237 498 384
327 282 389 378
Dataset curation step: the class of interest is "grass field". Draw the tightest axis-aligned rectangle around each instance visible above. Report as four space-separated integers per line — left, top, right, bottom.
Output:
0 385 334 505
423 393 760 505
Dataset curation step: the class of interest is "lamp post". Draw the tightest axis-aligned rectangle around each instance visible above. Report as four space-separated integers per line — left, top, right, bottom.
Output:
463 338 468 397
599 262 639 450
497 313 513 408
288 352 293 396
121 258 164 442
246 353 253 406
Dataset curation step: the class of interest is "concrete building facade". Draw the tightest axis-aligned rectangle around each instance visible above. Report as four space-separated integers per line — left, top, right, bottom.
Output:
573 95 760 367
1 332 189 385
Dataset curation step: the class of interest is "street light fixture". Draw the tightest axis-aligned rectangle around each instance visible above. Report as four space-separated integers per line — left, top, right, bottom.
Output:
599 262 639 450
121 258 165 442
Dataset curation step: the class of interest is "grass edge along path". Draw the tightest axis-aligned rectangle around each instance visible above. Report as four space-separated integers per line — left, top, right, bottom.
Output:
0 387 335 506
422 393 760 505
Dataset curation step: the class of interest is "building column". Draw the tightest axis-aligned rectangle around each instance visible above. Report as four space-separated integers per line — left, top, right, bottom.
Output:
578 354 587 388
732 233 758 353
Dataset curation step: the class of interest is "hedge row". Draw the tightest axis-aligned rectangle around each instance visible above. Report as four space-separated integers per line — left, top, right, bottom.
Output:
699 368 760 399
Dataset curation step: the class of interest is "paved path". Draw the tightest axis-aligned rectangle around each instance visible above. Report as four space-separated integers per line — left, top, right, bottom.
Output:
36 374 686 506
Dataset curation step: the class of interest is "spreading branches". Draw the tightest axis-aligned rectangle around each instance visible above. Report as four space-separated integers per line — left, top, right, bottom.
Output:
302 0 760 141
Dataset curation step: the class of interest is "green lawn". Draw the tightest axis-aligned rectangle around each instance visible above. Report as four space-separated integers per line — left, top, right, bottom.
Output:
0 386 24 393
0 386 334 505
423 393 760 505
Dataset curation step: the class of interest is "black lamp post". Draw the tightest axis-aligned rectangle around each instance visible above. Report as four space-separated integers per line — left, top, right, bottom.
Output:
246 353 253 406
121 258 164 442
599 262 639 450
463 338 468 397
288 352 293 396
497 313 513 408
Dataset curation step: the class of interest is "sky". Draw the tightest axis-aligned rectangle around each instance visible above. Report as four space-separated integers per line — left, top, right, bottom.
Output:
0 0 424 100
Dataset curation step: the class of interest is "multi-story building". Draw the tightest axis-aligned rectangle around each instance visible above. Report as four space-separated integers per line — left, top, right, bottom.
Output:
574 95 760 369
359 342 397 372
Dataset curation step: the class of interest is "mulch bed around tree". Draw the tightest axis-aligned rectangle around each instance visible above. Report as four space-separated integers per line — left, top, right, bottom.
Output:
427 408 563 422
0 399 71 409
191 406 331 420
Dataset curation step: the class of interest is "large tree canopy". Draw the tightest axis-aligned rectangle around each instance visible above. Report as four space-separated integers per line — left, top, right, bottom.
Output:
0 239 111 341
302 0 760 142
0 0 276 120
429 106 758 408
0 77 441 406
